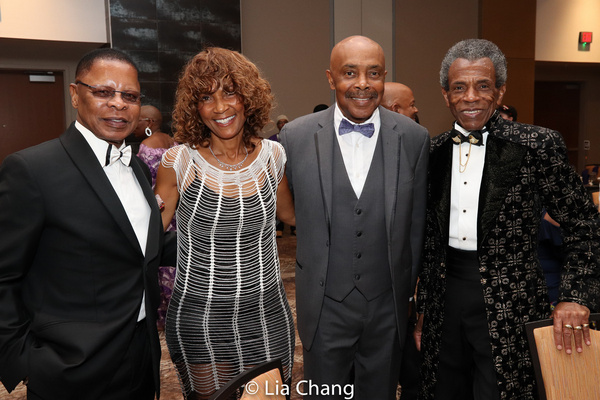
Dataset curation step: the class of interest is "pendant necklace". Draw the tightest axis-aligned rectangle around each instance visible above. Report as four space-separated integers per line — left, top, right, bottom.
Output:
452 134 480 173
209 145 249 171
456 139 473 173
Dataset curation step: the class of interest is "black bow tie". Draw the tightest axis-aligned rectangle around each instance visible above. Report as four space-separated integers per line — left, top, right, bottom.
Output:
451 129 484 146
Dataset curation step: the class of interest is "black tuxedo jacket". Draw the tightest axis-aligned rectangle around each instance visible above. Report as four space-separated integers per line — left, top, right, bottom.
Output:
0 123 165 399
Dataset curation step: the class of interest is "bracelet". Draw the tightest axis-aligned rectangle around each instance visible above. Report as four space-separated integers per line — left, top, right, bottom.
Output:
155 194 165 211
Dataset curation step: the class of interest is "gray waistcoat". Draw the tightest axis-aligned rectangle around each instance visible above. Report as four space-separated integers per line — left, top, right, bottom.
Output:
325 135 391 301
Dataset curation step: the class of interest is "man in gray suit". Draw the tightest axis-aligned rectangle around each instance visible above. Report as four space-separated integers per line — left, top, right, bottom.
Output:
280 35 429 399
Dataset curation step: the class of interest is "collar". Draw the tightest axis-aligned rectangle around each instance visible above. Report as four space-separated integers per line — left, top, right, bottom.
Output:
76 121 128 167
453 111 501 135
333 103 380 136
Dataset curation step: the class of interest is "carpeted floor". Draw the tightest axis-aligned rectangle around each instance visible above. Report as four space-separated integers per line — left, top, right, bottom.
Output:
0 228 301 400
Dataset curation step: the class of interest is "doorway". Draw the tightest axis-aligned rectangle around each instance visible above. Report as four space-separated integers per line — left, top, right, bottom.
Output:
533 81 580 169
0 69 66 163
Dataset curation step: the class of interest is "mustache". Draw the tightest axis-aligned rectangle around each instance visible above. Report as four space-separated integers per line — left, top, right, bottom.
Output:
345 90 378 99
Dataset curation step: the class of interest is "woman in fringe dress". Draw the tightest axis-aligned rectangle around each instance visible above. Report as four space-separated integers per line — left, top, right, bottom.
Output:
155 48 295 400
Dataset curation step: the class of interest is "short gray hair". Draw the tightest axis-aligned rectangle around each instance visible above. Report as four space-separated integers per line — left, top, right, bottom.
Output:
440 39 507 90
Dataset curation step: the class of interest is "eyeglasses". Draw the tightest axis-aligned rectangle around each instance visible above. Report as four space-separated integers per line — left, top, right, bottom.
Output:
75 81 144 104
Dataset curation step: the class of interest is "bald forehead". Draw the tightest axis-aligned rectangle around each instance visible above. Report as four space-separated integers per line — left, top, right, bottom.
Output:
330 36 385 68
141 105 161 119
385 83 410 96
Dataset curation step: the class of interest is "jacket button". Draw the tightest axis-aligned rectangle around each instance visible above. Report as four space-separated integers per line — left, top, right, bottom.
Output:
354 274 360 280
356 231 362 237
355 208 362 215
319 280 324 286
355 252 362 259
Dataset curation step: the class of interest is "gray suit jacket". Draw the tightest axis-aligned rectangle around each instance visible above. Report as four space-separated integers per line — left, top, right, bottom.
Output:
280 106 429 349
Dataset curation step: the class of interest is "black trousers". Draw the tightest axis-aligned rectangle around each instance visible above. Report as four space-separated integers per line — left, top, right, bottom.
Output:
398 300 422 400
101 320 155 400
433 247 500 400
303 287 400 400
27 320 155 400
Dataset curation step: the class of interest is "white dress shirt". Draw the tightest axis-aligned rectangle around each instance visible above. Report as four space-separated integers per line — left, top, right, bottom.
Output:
76 121 151 321
448 123 488 251
333 104 381 198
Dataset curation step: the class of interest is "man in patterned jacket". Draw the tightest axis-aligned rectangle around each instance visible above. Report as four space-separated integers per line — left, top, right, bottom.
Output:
414 39 600 400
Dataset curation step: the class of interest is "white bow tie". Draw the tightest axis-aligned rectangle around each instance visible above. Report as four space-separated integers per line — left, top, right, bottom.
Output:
105 144 132 167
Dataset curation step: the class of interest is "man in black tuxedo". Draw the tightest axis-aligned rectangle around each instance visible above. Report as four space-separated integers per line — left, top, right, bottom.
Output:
0 48 167 399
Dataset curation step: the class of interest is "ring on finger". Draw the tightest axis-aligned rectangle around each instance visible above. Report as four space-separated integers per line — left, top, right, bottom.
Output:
575 325 583 330
583 323 590 328
564 324 573 329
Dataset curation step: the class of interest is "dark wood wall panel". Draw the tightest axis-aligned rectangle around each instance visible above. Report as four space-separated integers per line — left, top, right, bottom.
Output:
109 0 241 133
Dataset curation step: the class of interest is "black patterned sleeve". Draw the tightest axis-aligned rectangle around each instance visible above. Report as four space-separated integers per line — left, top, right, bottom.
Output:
536 127 600 311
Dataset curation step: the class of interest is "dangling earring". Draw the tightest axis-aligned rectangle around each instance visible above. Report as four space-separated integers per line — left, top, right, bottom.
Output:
145 127 152 137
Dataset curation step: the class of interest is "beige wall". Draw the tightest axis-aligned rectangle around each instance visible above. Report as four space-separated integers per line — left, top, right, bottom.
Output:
536 0 600 62
333 0 394 80
241 0 395 137
241 0 332 137
1 0 599 143
0 0 108 43
394 0 479 136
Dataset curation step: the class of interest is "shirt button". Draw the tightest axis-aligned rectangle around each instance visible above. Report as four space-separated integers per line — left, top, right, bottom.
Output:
462 237 467 241
464 181 468 185
463 209 467 213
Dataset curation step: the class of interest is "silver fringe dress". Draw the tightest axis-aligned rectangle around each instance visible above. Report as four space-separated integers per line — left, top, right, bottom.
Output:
162 140 294 398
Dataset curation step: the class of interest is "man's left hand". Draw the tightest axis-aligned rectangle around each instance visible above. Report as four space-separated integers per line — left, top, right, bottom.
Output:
551 302 591 354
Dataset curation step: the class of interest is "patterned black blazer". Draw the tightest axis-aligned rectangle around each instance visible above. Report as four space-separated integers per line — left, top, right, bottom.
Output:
417 113 600 399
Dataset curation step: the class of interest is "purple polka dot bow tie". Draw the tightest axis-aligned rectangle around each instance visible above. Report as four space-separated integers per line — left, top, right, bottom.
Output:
339 118 375 138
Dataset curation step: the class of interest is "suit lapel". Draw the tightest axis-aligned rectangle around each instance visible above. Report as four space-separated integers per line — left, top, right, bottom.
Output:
429 135 453 244
131 157 161 263
60 124 143 254
478 134 528 246
380 110 400 237
314 109 336 228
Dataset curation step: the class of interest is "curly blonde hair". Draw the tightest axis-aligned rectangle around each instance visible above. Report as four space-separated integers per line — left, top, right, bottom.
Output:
172 47 273 149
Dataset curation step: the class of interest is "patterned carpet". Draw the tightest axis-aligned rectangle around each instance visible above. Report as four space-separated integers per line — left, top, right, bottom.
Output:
0 229 301 400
